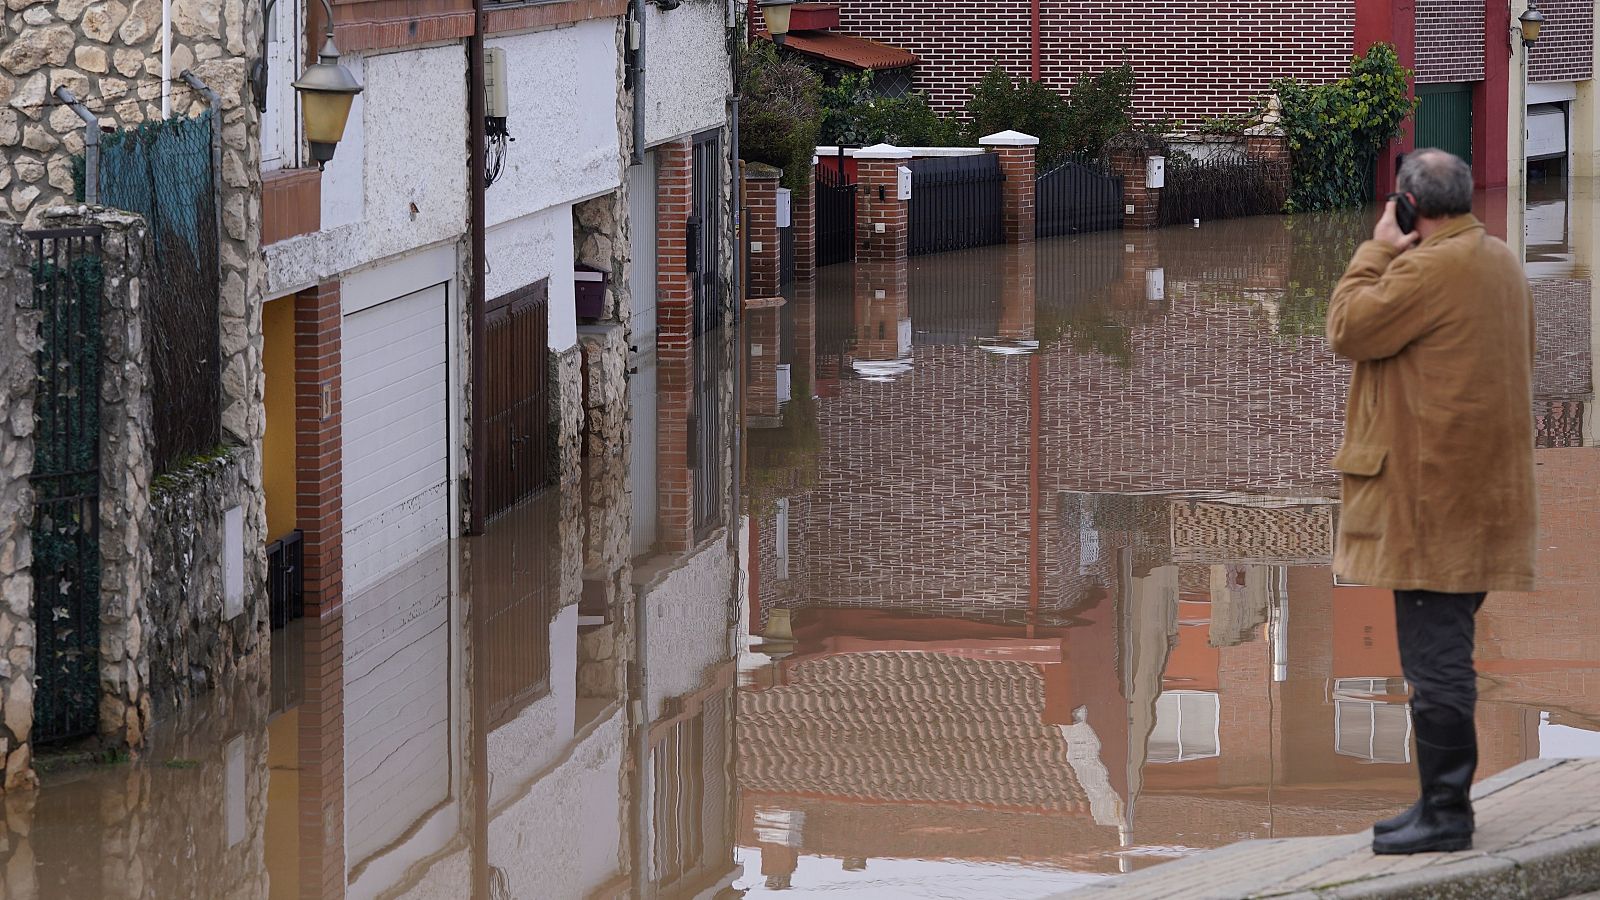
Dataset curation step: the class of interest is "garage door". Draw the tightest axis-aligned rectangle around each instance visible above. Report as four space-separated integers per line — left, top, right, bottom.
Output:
343 283 449 597
1415 83 1473 165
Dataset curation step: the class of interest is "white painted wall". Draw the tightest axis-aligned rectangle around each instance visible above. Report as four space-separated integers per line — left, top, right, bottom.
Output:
486 204 579 351
643 539 736 720
264 45 469 297
643 0 730 147
485 20 623 228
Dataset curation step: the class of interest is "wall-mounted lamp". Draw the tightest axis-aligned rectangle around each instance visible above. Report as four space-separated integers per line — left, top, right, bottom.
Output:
759 0 797 45
1518 2 1545 46
292 0 363 168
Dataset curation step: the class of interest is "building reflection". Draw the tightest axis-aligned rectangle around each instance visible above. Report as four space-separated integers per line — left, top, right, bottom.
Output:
739 208 1600 885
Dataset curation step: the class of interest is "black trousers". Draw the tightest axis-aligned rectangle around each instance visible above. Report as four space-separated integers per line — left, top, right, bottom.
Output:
1394 590 1486 729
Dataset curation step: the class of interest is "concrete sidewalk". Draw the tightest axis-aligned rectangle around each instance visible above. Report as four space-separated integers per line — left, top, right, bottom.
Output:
1054 758 1600 899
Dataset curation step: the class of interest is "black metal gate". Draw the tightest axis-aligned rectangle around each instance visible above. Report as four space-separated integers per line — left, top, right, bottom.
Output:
26 226 105 745
815 161 856 267
908 154 1005 256
690 130 724 338
1036 156 1124 238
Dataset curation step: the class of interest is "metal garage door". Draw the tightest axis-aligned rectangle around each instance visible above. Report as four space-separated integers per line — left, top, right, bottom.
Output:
1415 83 1473 165
343 283 449 597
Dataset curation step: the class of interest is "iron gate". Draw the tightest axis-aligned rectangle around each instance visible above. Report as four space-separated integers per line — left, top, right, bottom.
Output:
26 226 105 744
908 154 1004 256
484 280 552 520
691 334 728 542
815 161 857 267
1036 156 1124 237
690 131 724 338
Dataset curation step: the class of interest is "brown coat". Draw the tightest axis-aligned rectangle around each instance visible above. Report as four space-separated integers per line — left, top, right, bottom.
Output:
1327 215 1536 593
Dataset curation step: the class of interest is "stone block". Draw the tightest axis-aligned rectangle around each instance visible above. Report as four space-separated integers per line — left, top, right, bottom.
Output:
0 25 72 75
80 0 127 43
74 46 109 74
118 0 157 43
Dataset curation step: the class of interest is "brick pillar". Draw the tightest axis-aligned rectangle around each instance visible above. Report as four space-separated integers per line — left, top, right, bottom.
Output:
1109 147 1160 229
854 144 912 262
980 130 1040 243
294 280 343 616
656 138 694 362
744 162 783 302
792 178 817 282
1244 128 1291 211
998 243 1037 340
853 258 910 362
657 345 693 552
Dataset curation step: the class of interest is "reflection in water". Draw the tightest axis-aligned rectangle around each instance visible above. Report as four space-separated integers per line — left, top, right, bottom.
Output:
13 190 1600 899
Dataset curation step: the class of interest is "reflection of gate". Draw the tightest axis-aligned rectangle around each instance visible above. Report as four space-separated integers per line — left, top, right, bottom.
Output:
692 336 727 542
480 521 557 730
484 280 551 519
1036 156 1123 237
27 227 105 744
690 131 724 338
907 154 1004 255
815 162 856 267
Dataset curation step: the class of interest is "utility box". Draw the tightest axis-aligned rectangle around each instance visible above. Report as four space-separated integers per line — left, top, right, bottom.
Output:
484 47 509 119
776 187 792 229
575 265 607 320
896 165 912 200
1146 155 1165 189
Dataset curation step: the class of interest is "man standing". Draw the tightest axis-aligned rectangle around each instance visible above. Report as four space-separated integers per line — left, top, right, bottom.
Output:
1327 148 1536 855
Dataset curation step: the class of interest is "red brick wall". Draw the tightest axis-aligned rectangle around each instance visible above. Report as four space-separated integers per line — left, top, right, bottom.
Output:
1530 0 1596 82
744 168 782 299
834 0 1033 113
1415 0 1486 83
656 139 695 550
294 281 343 616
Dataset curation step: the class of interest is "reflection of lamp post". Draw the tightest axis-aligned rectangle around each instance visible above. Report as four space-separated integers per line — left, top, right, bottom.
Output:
1516 2 1545 199
759 0 797 45
293 0 363 168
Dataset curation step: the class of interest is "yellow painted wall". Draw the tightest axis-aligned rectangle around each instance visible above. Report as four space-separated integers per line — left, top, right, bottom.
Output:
266 710 302 900
264 297 298 541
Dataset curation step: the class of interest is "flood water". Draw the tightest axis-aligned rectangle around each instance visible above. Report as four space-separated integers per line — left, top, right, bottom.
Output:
13 182 1600 899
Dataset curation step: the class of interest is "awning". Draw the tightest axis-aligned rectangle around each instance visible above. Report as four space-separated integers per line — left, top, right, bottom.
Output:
782 31 919 71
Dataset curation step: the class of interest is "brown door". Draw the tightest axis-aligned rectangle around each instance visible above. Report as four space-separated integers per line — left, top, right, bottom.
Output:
484 280 550 518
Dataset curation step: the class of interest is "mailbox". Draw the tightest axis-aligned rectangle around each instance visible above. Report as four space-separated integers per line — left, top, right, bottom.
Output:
897 165 912 200
776 187 792 229
1146 155 1166 189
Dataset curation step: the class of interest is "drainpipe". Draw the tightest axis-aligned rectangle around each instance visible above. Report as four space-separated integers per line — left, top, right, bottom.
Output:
468 0 488 534
55 87 98 205
630 0 647 166
162 0 172 116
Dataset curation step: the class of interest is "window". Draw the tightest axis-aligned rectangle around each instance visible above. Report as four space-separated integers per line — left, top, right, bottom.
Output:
1148 691 1221 763
261 0 301 170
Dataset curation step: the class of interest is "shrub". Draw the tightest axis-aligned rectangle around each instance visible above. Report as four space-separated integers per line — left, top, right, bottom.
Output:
1273 44 1415 212
819 71 967 147
965 65 1136 167
739 42 823 192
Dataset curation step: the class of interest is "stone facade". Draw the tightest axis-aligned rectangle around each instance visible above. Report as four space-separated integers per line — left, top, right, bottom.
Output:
0 225 37 791
553 344 584 482
578 323 628 459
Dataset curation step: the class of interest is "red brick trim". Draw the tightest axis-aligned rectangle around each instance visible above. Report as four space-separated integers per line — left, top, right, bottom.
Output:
656 139 694 550
330 0 476 53
485 0 628 34
262 168 321 247
294 281 343 617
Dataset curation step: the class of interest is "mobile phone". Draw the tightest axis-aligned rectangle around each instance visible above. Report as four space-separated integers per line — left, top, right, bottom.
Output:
1386 192 1418 235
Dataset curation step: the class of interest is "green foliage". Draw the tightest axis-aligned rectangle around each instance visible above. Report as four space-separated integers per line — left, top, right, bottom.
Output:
965 65 1136 167
1274 44 1416 212
1279 205 1373 335
818 71 967 148
738 42 823 193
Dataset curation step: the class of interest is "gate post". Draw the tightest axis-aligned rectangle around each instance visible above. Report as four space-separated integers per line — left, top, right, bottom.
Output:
0 224 38 790
792 168 817 282
981 131 1040 243
854 144 913 262
742 163 783 302
1109 136 1165 229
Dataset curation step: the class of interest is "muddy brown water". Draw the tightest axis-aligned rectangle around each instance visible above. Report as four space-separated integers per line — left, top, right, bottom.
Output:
14 185 1599 899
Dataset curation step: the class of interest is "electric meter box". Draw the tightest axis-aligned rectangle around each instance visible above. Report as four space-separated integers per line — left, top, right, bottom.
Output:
485 47 509 119
1146 155 1165 189
897 165 912 200
776 188 792 229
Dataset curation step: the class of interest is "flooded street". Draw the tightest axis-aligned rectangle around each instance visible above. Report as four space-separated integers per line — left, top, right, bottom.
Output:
13 186 1600 899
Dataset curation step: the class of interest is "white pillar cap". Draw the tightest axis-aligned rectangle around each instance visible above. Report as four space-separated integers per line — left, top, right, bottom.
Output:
979 130 1041 147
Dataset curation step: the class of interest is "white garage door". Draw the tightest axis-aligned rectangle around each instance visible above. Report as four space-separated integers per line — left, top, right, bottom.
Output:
343 283 449 597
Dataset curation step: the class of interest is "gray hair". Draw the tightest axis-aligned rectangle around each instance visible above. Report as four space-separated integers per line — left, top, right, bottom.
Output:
1396 148 1473 219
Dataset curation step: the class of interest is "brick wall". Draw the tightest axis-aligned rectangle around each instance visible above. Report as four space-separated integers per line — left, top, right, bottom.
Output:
1530 0 1596 82
295 281 344 616
832 0 1354 121
1415 0 1487 82
1532 277 1593 400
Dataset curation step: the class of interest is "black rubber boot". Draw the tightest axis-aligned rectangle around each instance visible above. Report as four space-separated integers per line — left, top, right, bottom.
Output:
1373 798 1421 836
1372 713 1477 855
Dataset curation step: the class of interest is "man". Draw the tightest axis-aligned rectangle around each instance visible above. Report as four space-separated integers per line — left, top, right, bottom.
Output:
1327 148 1536 855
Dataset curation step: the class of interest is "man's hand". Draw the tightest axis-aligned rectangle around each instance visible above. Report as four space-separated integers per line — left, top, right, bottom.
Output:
1374 199 1420 252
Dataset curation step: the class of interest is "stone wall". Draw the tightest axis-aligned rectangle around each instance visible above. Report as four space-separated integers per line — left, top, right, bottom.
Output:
146 450 269 712
553 345 584 482
0 224 37 790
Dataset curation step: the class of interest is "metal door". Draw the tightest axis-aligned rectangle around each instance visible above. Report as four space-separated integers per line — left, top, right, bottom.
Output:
690 131 723 338
484 281 551 519
1415 83 1474 165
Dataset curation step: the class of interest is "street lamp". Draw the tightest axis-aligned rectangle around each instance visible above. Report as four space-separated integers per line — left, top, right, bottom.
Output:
1514 1 1545 205
293 0 363 168
1519 3 1546 45
758 0 797 45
